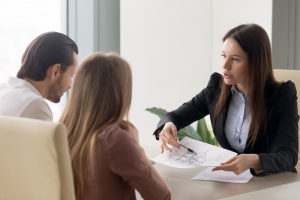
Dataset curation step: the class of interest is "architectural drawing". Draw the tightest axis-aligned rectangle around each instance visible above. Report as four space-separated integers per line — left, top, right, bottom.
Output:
167 150 207 167
152 137 237 168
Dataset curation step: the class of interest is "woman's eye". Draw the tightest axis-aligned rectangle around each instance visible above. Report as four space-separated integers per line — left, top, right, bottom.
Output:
233 58 239 61
221 54 226 57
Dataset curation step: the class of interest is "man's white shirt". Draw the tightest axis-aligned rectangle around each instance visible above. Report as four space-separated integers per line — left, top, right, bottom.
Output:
0 77 53 121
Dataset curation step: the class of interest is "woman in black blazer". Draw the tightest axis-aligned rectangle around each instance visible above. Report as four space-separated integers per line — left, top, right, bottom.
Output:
154 24 299 176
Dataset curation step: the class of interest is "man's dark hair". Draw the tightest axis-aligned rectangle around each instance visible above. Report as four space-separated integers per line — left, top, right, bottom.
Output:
17 32 79 81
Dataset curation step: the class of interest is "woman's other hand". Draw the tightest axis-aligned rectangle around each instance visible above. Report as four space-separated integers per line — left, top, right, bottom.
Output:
212 154 263 175
159 122 180 153
119 120 139 144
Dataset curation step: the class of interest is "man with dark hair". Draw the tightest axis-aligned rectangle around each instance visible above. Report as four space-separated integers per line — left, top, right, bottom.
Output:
0 32 78 121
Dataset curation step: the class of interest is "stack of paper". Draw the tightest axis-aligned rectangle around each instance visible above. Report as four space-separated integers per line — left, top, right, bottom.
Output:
192 167 253 183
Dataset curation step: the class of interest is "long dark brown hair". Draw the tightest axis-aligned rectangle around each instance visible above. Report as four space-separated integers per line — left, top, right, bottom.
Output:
60 53 132 199
213 24 281 148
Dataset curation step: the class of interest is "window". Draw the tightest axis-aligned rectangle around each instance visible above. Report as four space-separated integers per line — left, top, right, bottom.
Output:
0 0 65 121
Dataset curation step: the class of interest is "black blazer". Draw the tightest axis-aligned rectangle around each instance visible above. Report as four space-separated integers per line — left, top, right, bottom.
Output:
154 73 299 176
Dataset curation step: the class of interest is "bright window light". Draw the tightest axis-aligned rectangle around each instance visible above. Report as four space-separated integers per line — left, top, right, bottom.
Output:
0 0 63 122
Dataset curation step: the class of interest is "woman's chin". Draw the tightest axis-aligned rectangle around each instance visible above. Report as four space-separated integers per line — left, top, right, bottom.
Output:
223 78 234 86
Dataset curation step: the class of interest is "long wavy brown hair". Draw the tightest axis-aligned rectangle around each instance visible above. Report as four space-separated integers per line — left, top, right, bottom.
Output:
213 24 281 148
60 52 132 198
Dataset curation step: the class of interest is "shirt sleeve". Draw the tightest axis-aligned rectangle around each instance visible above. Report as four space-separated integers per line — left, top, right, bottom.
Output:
251 82 299 176
106 128 171 200
252 101 299 176
20 98 53 121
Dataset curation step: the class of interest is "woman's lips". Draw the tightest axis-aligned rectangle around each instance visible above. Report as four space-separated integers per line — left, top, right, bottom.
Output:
223 72 231 79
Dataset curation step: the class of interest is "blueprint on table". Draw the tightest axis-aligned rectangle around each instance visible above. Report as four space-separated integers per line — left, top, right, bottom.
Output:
152 137 237 168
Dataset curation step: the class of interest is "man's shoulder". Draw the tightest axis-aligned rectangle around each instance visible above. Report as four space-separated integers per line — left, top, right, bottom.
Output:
0 83 52 120
21 98 53 121
0 82 43 104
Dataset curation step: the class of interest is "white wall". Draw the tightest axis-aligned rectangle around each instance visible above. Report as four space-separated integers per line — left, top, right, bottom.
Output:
211 0 273 73
121 0 212 147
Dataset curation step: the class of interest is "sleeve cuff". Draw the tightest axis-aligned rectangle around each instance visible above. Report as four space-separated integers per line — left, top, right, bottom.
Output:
249 153 266 176
250 168 266 176
153 124 165 140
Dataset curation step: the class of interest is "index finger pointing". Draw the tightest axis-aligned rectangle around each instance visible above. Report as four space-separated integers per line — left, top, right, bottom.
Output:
160 134 179 148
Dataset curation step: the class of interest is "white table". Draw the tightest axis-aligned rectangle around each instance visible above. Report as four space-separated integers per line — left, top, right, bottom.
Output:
136 145 300 200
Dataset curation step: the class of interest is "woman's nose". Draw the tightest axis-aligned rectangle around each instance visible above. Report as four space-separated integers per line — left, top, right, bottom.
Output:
222 58 231 70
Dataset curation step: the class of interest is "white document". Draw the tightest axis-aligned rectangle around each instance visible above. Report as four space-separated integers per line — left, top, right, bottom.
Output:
192 167 253 183
152 137 237 168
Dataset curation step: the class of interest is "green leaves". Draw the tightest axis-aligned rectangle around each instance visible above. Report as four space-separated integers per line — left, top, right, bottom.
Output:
212 137 221 147
145 107 167 118
177 125 202 141
146 107 221 147
197 118 213 144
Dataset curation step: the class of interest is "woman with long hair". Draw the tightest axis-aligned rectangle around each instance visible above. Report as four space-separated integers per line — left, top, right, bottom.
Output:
60 53 171 200
154 24 299 176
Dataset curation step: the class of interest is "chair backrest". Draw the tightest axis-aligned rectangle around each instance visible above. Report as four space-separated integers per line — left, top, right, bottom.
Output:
273 69 300 172
0 116 75 200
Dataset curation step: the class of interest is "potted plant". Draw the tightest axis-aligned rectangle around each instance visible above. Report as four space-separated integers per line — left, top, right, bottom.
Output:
146 107 221 147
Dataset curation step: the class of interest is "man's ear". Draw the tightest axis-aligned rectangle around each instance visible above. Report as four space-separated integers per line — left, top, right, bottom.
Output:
50 64 61 81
